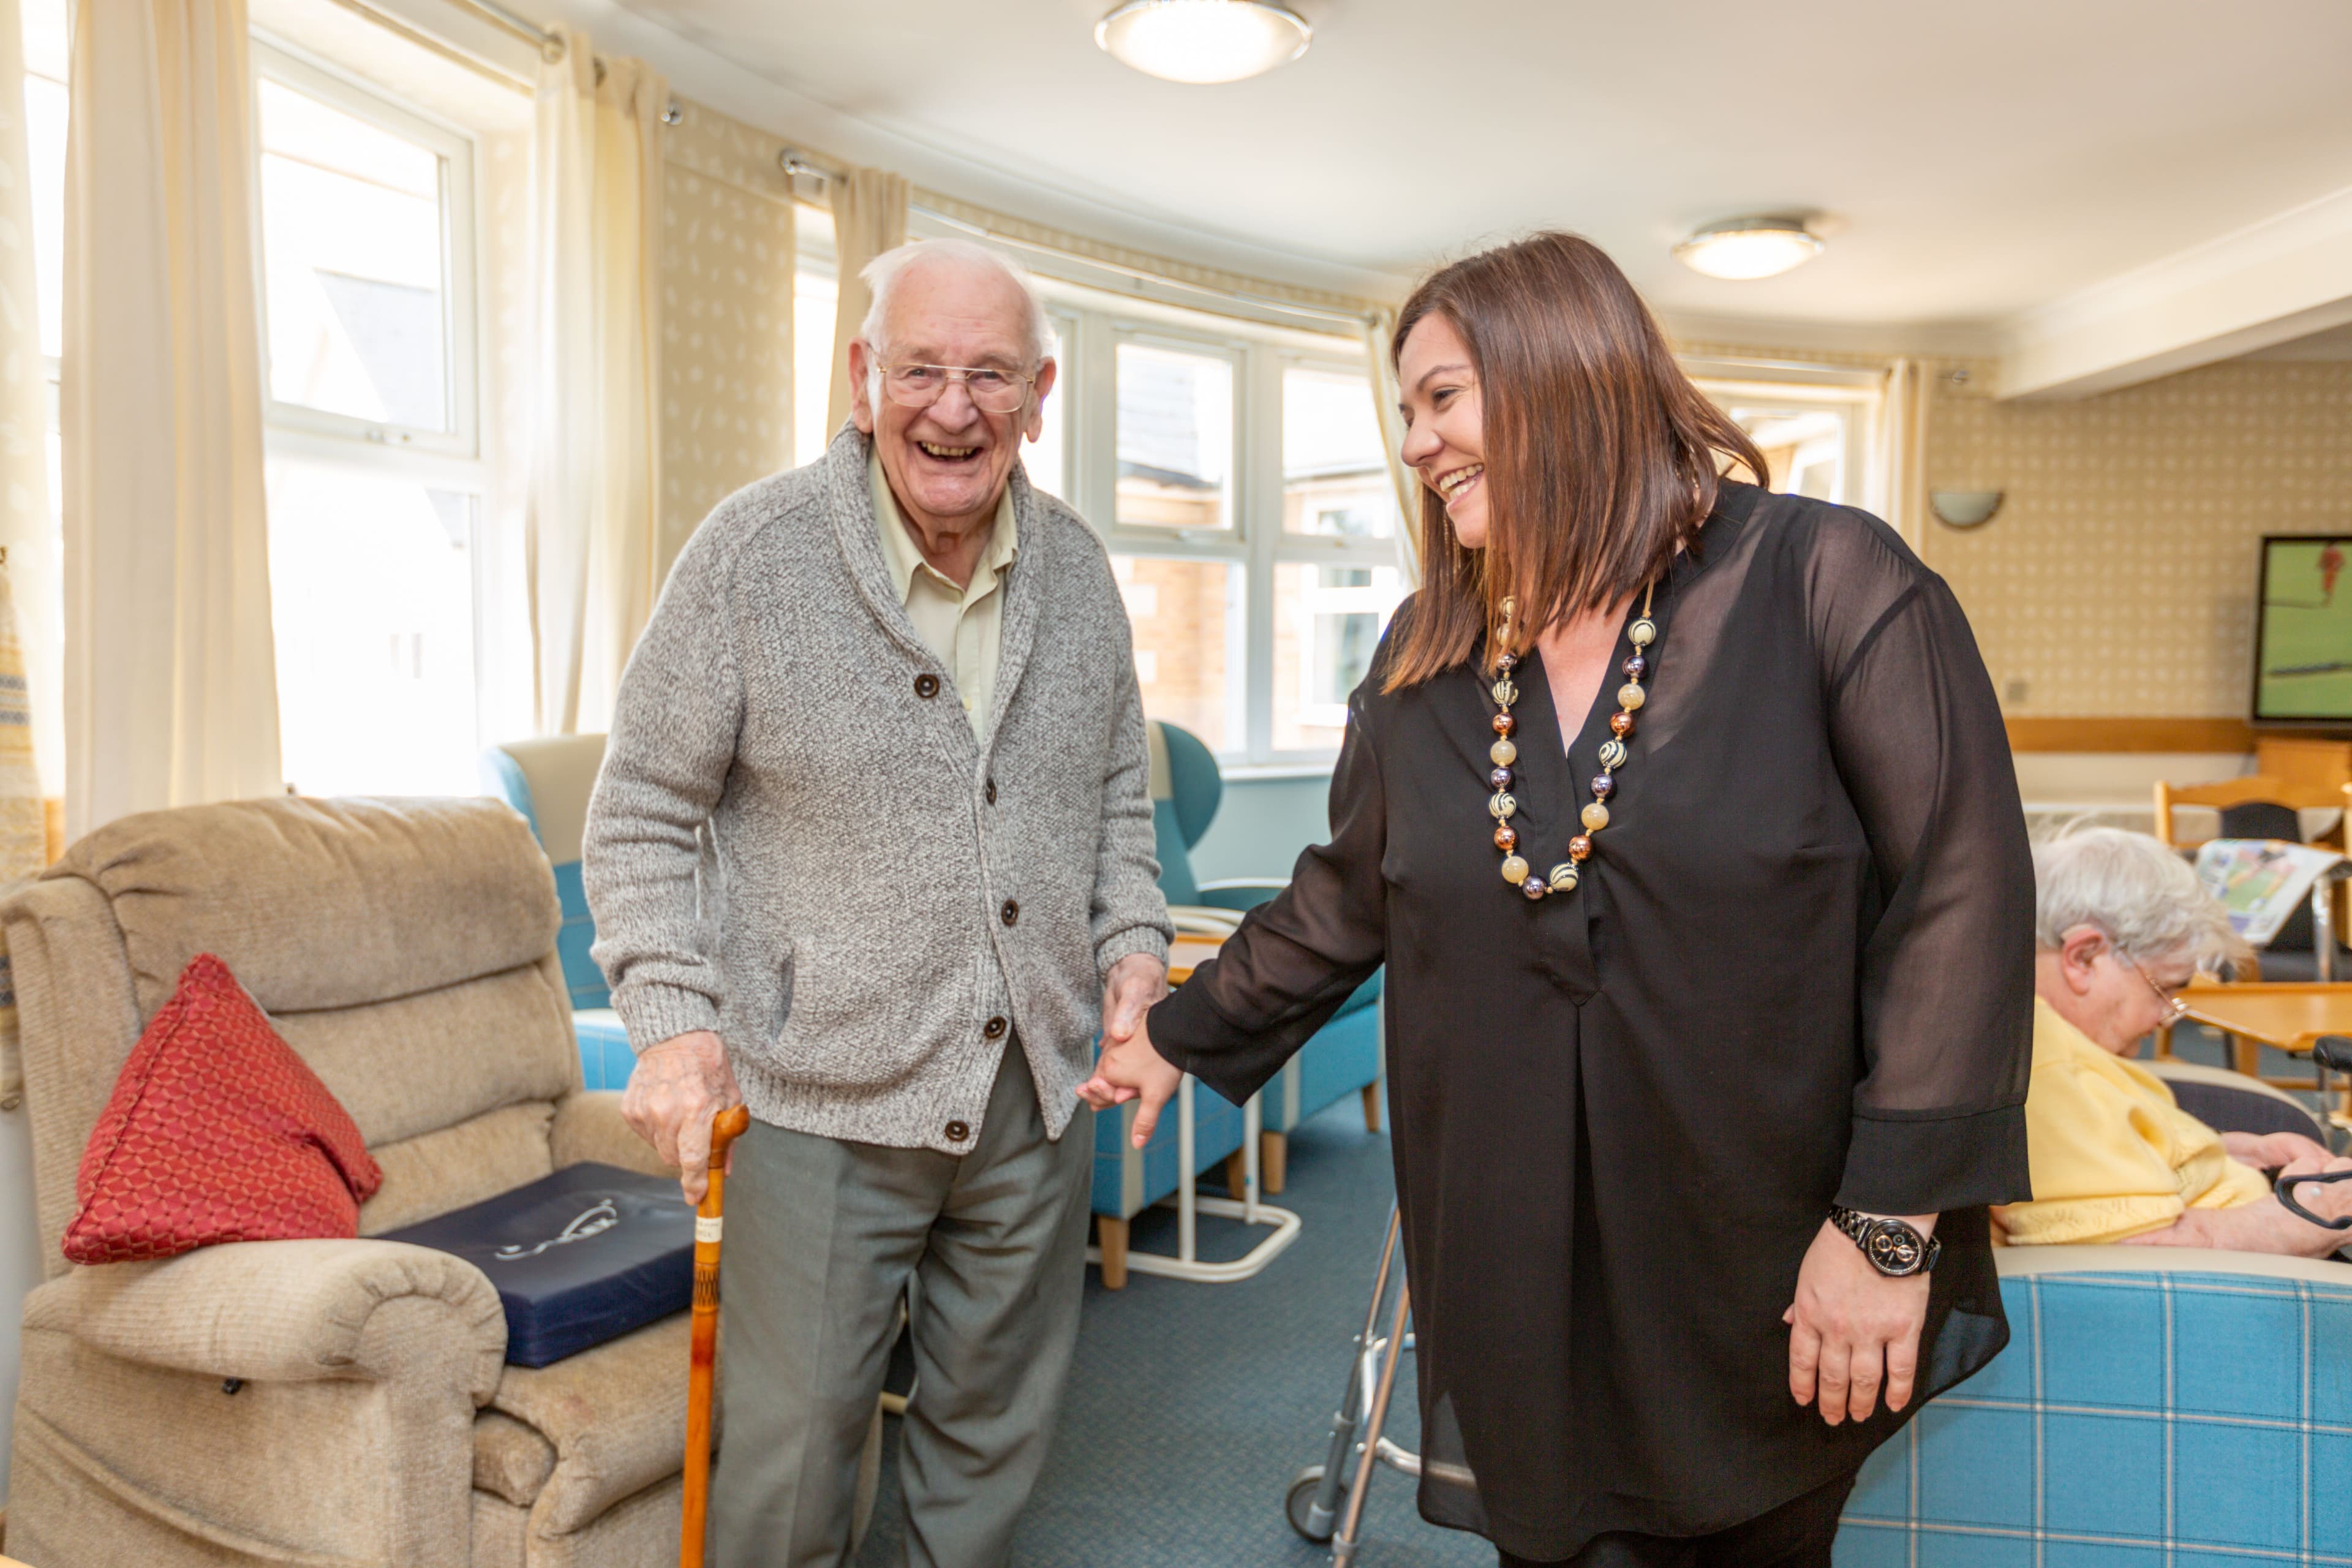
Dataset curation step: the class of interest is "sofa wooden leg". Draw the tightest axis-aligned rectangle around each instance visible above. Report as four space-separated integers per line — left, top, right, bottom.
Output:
1260 1130 1288 1196
1223 1149 1248 1198
1362 1081 1384 1134
1096 1215 1128 1290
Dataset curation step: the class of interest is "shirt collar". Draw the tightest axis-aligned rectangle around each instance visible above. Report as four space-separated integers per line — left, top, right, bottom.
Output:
868 447 1019 604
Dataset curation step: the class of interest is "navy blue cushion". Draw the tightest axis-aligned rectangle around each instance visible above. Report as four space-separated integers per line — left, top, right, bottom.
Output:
383 1163 692 1368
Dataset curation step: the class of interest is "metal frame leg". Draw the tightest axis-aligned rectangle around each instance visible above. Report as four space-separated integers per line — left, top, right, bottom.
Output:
1332 1276 1413 1567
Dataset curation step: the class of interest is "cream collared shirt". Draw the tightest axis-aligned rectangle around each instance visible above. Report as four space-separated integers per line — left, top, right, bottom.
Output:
870 450 1018 737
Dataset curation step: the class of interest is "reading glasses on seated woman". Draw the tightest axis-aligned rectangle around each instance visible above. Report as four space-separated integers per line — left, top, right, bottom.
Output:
876 360 1038 413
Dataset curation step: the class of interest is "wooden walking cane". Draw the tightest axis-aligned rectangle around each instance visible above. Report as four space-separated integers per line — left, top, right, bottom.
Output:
682 1104 752 1568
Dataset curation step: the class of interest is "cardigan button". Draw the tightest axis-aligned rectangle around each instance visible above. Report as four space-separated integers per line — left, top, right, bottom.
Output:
984 778 997 805
945 1120 970 1143
914 673 941 699
983 1015 1008 1039
1000 899 1019 927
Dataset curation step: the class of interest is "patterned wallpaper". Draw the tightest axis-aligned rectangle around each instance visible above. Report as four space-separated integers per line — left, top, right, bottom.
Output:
657 101 797 579
1674 337 2352 718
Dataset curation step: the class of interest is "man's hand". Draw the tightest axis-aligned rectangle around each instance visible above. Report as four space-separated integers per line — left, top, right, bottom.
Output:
1077 958 1182 1148
1100 952 1167 1050
2224 1129 2333 1170
1784 1215 1934 1425
620 1029 744 1205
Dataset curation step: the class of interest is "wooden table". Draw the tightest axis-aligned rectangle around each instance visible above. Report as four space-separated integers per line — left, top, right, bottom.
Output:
2177 979 2352 1087
1166 932 1224 987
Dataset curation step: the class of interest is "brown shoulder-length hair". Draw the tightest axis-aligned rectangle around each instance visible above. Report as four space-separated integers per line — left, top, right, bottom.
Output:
1382 231 1767 692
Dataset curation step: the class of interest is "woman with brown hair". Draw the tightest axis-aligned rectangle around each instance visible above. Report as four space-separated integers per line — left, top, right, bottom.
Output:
1083 230 2034 1567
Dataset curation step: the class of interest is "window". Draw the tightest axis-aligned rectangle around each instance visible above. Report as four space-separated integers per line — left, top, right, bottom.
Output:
252 43 488 794
1686 363 1880 509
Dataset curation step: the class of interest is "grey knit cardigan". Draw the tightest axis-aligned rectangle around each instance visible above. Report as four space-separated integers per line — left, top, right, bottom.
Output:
582 427 1172 1152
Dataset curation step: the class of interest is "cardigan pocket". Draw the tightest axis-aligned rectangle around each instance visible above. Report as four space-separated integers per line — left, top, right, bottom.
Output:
761 932 976 1090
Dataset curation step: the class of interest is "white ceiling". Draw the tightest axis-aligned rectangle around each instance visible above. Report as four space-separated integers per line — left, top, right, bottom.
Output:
606 0 2352 339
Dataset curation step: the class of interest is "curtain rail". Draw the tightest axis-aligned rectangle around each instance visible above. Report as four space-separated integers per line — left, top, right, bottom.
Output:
439 0 561 57
323 0 532 91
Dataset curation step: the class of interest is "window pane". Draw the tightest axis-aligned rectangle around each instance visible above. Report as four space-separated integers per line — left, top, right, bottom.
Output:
1719 402 1847 502
24 71 64 362
1116 342 1231 532
1283 367 1398 538
1022 320 1073 501
793 258 837 467
1272 562 1404 752
257 79 450 431
1112 556 1242 752
267 459 478 796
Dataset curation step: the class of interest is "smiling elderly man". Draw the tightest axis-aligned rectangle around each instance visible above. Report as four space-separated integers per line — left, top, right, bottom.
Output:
582 238 1171 1568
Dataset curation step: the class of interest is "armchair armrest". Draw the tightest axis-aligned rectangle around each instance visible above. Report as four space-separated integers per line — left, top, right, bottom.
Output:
1196 877 1286 913
552 1088 674 1180
1994 1245 2350 1283
23 1237 506 1395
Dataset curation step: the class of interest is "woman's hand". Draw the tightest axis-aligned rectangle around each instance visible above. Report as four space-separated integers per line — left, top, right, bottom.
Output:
1077 1011 1185 1147
1784 1215 1935 1425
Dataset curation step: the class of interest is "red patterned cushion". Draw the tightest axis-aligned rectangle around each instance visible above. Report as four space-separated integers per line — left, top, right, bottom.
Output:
64 954 382 1265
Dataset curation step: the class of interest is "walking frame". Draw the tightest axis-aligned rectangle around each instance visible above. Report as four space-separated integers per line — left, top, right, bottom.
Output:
681 1104 752 1568
1285 1204 1478 1565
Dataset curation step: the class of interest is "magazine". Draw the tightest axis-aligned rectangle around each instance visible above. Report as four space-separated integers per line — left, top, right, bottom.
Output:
2191 838 2346 946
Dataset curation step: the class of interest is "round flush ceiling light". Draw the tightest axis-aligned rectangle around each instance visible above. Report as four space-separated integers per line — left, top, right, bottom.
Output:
1673 217 1823 281
1096 0 1313 85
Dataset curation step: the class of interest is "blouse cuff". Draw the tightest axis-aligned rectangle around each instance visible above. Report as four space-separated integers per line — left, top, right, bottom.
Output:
1836 1102 2032 1216
1148 981 1280 1110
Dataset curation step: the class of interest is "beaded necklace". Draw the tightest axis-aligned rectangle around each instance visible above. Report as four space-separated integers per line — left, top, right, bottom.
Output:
1487 581 1657 900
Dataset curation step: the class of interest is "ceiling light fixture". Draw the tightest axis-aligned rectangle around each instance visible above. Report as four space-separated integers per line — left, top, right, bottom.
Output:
1095 0 1313 85
1673 217 1823 281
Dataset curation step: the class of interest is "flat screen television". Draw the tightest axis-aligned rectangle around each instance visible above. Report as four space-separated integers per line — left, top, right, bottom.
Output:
2253 534 2352 726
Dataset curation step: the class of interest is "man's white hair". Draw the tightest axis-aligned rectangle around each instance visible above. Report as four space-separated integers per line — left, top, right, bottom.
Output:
2033 824 2247 972
858 238 1057 370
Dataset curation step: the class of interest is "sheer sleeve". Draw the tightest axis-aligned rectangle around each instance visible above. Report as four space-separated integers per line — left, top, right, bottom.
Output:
1820 543 2035 1216
1147 670 1390 1108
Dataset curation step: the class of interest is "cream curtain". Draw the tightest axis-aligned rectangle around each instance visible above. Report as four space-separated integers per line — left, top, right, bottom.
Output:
1360 306 1419 582
0 0 51 822
62 0 282 837
824 167 909 433
1870 357 1932 563
524 29 666 736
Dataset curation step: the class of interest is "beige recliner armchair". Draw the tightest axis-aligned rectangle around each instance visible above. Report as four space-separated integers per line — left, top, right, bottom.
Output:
4 796 701 1568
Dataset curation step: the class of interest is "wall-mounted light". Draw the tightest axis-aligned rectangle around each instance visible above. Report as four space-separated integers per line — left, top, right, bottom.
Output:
1931 491 2005 529
1096 0 1313 84
1673 216 1823 280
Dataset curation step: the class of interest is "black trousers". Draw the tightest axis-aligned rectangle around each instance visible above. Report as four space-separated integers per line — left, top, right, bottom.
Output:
1496 1468 1859 1568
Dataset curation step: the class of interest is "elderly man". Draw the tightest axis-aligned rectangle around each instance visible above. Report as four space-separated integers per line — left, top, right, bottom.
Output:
1997 826 2352 1253
583 237 1170 1567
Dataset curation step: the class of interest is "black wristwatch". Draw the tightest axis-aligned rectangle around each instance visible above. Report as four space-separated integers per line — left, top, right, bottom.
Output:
1830 1207 1940 1277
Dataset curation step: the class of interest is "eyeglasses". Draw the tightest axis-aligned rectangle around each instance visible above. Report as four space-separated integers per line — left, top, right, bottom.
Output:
875 361 1036 415
2114 947 2192 1022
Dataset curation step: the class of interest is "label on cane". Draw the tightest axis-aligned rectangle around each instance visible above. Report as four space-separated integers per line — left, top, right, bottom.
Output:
696 1216 723 1243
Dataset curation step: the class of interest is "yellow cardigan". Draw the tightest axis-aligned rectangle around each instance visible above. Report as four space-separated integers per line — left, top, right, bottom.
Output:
1994 997 2269 1246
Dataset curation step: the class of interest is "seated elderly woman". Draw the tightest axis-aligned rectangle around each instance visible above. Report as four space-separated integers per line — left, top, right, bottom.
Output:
1997 826 2352 1254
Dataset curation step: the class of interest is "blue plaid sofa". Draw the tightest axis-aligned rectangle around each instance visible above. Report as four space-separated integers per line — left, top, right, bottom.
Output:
480 734 635 1089
1839 1246 2352 1565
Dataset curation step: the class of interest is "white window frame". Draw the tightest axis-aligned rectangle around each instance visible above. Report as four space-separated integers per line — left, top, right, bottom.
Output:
250 38 484 467
1684 359 1885 510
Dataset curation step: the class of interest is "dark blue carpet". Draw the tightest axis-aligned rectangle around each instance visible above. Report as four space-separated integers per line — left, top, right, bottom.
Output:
854 1091 1493 1567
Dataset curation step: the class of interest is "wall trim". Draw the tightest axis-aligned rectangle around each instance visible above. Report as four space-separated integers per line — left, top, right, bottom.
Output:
2003 717 2258 753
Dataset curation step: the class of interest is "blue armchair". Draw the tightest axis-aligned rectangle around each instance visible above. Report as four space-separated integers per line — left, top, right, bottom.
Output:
480 734 635 1090
1147 720 1383 1195
1838 1060 2352 1564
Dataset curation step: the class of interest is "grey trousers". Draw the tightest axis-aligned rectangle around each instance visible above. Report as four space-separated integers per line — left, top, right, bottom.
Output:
710 1042 1094 1568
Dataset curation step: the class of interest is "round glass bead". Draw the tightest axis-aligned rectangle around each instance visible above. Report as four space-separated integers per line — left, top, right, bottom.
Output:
1591 773 1615 800
1581 802 1611 831
1490 791 1517 820
1629 618 1657 647
1610 710 1635 737
1500 854 1529 884
1618 683 1646 711
1521 876 1549 900
1493 823 1517 851
1492 680 1518 706
1490 737 1518 767
1569 834 1593 861
1548 864 1578 892
1496 651 1517 673
1490 766 1513 791
1598 738 1626 769
1622 653 1646 680
1493 713 1516 736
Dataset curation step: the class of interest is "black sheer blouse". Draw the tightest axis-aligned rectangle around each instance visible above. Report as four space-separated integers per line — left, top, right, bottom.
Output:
1148 482 2035 1560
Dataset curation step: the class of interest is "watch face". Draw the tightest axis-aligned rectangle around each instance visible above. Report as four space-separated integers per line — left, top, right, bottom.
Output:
1863 1221 1925 1276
